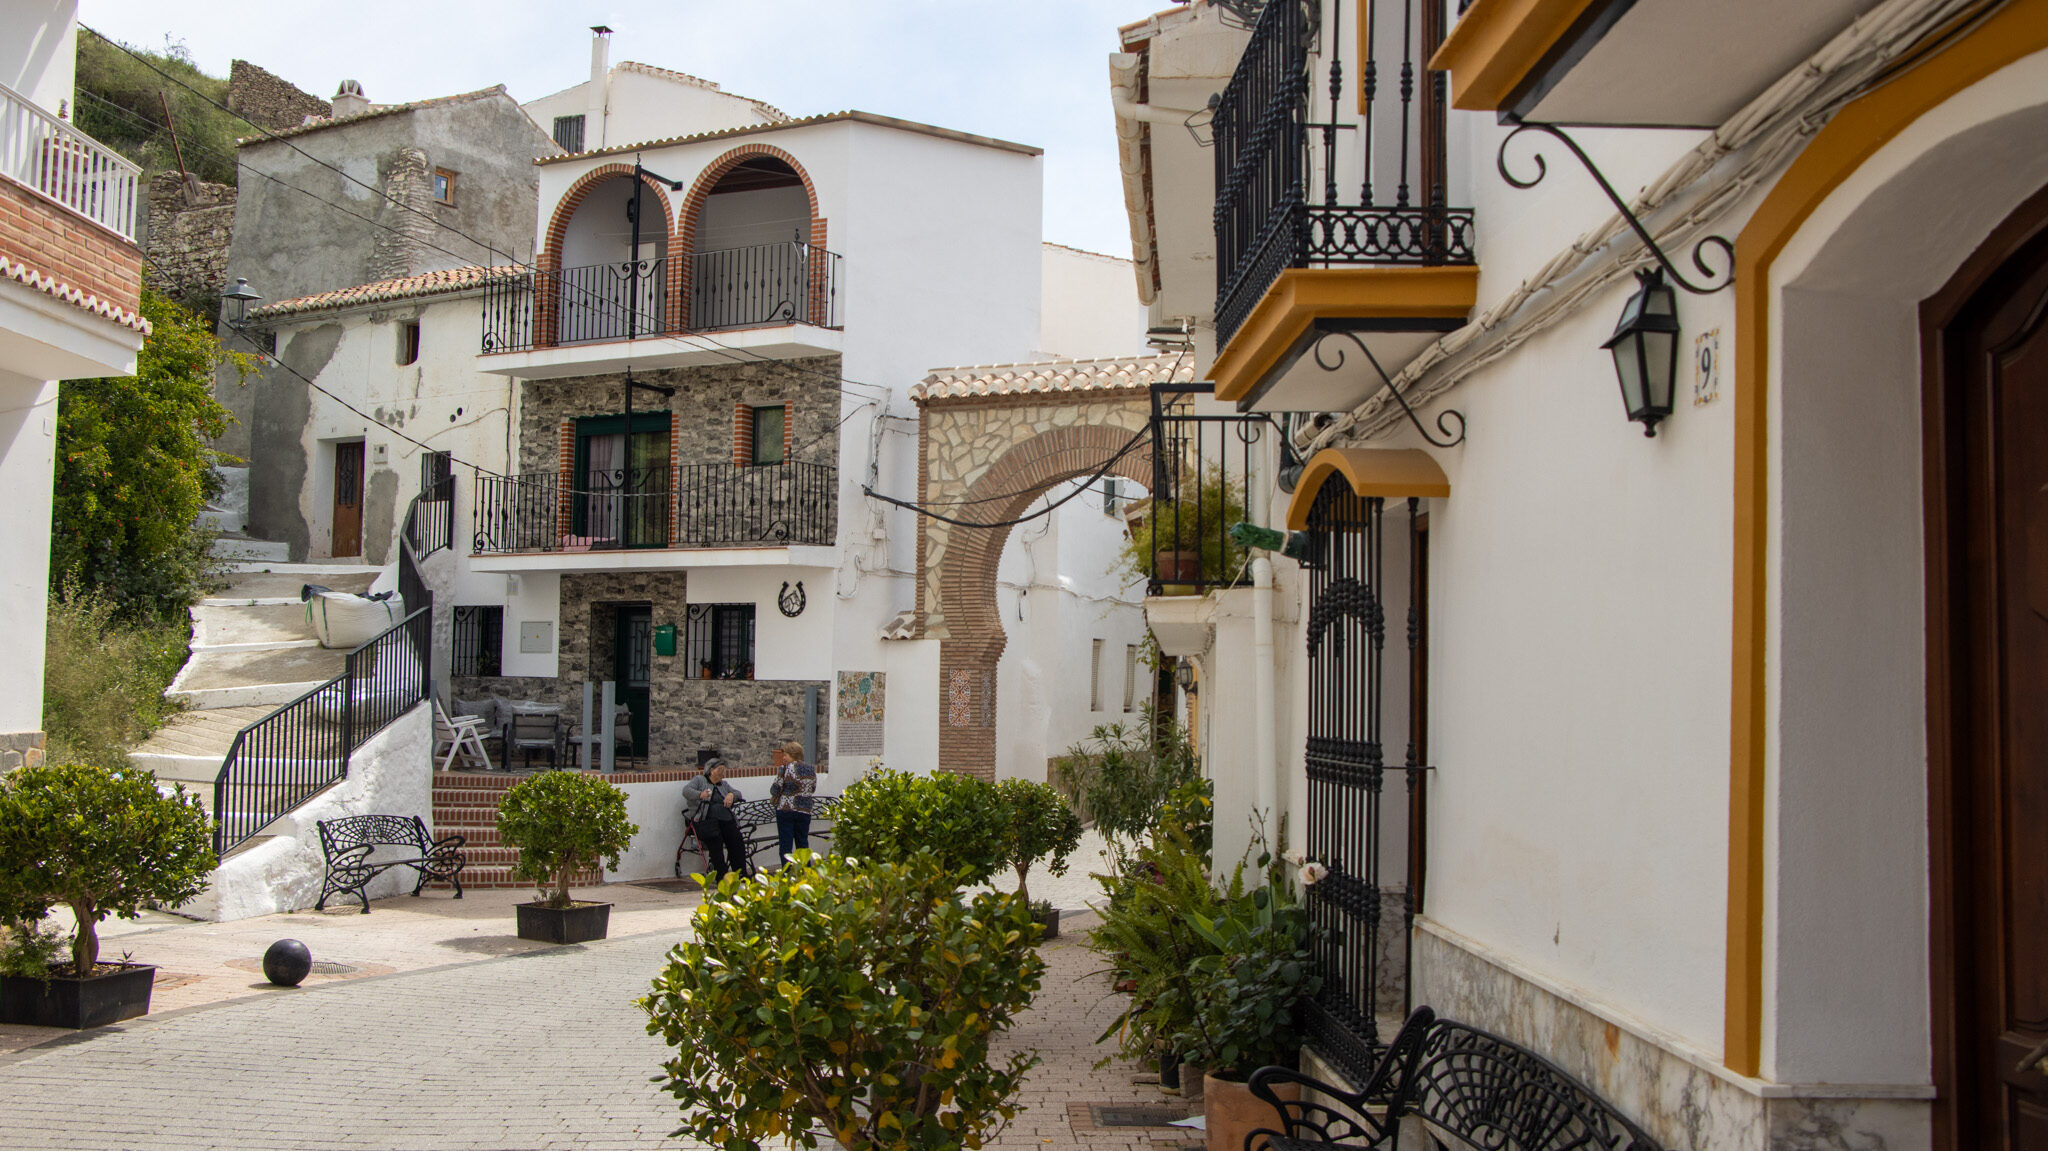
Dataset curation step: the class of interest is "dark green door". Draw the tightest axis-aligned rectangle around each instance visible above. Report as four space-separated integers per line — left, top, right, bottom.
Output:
613 605 651 758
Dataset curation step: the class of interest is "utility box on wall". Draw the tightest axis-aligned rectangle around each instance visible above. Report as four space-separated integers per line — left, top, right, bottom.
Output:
653 623 677 657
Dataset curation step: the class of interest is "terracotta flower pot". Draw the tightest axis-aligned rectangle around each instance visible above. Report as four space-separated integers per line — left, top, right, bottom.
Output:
1204 1072 1296 1151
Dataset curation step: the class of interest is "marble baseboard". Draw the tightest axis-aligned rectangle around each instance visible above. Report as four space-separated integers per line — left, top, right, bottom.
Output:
1409 922 1931 1151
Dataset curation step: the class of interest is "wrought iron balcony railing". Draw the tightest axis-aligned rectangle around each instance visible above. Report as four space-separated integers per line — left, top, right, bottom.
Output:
1213 0 1476 349
479 241 843 354
472 460 837 555
0 79 140 241
1143 383 1271 595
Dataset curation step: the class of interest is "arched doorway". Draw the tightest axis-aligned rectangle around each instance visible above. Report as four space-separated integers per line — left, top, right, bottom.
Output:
538 166 674 346
677 147 830 330
911 359 1190 778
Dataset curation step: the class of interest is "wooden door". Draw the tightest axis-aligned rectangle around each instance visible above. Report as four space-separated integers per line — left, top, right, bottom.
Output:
332 442 363 558
1932 192 2048 1149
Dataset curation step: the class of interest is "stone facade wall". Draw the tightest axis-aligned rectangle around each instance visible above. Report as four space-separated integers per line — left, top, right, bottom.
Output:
516 355 842 475
226 61 331 132
0 730 46 771
367 147 437 284
142 171 235 300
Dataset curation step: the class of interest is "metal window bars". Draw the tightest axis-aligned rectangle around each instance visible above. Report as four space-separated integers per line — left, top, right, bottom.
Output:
1144 383 1269 595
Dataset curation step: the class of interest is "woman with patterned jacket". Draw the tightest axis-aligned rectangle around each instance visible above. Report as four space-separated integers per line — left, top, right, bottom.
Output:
768 739 817 865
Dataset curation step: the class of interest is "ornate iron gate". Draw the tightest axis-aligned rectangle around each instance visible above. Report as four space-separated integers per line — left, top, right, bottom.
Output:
1299 477 1429 1083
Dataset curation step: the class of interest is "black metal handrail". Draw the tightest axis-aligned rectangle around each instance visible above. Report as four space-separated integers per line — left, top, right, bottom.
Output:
1213 0 1476 348
1145 383 1268 594
471 460 838 555
211 497 437 857
479 241 844 354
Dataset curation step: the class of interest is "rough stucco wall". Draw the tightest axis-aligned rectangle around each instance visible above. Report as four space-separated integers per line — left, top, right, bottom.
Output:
362 466 398 565
226 60 330 132
515 355 842 476
178 704 432 921
246 324 339 556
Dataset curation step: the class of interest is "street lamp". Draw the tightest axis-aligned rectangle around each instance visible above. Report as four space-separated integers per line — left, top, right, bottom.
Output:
1175 659 1198 696
1602 269 1680 437
222 277 261 331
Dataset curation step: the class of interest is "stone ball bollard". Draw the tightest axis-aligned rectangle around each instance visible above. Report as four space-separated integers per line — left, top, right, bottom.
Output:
263 939 313 987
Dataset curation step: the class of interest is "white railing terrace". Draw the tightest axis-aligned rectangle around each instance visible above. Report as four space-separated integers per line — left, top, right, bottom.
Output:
0 79 140 242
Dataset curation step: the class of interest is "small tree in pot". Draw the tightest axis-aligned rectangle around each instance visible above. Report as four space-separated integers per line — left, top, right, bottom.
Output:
496 771 637 944
0 763 215 1028
830 768 1010 886
996 778 1083 941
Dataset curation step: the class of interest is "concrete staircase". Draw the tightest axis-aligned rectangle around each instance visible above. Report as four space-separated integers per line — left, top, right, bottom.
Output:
132 561 385 840
431 772 604 889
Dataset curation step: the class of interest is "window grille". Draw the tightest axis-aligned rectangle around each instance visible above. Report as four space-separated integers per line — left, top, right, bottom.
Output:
552 114 585 153
1090 639 1105 711
1103 477 1123 516
451 605 503 677
685 603 755 679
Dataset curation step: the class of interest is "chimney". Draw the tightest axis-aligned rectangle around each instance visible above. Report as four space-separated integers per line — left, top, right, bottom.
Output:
586 26 612 151
332 79 369 119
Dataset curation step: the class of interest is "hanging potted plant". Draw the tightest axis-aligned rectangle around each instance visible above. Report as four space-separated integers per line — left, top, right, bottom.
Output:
996 778 1084 942
497 771 638 944
0 763 216 1029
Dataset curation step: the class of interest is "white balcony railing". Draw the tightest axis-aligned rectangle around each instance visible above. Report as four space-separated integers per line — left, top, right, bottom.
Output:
0 80 140 242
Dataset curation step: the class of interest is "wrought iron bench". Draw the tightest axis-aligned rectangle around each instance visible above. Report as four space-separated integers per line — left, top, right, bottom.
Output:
315 814 466 914
1246 1007 1666 1151
735 794 840 864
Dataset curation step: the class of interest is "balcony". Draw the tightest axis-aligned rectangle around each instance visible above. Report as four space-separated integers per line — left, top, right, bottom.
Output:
1210 0 1479 412
469 459 837 572
476 241 843 379
0 80 140 243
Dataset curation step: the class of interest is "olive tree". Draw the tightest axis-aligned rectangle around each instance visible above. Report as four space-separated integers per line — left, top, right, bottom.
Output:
0 763 215 976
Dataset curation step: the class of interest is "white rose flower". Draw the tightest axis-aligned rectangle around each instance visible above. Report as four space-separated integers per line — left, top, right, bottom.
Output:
1299 861 1329 886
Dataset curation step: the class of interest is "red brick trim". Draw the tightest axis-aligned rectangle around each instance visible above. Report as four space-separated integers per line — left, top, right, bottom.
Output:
674 145 829 328
556 420 575 538
0 178 143 322
537 165 676 348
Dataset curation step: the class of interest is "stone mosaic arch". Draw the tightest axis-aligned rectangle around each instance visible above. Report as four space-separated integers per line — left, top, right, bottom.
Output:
909 356 1194 779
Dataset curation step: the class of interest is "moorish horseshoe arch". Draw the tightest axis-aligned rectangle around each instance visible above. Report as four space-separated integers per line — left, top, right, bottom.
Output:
911 358 1192 779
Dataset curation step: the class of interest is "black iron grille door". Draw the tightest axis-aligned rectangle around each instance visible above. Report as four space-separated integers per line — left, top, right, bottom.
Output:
1300 478 1429 1084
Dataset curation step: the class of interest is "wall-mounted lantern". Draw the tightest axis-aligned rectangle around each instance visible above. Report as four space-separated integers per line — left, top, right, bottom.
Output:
222 277 261 331
1175 658 1199 695
1602 269 1681 437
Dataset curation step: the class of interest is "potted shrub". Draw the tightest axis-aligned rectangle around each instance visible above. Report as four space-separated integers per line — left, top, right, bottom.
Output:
1086 816 1223 1089
0 763 216 1029
1177 876 1322 1151
829 767 1010 885
497 771 638 944
996 778 1083 941
643 853 1044 1151
1115 466 1248 595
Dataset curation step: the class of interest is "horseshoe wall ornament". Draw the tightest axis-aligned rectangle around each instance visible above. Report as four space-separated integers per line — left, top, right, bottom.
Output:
778 580 806 618
1497 121 1735 295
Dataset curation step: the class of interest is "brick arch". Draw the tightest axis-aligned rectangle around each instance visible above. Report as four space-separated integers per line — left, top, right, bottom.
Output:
674 144 830 327
537 165 677 347
915 400 1156 780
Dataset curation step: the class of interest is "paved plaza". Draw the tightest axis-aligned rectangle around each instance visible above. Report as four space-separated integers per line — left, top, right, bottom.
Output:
0 837 1201 1151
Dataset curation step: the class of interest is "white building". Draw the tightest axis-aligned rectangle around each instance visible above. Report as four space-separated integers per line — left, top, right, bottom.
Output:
1111 0 2048 1145
0 0 146 770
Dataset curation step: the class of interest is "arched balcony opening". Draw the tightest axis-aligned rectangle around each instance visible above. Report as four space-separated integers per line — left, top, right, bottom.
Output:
681 152 841 330
549 171 672 346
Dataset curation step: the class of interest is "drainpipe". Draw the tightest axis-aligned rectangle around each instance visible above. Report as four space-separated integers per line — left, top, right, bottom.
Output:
1109 53 1203 126
1253 556 1277 828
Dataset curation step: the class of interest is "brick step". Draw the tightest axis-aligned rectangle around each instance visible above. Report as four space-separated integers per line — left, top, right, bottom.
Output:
435 826 511 846
433 807 504 826
454 864 603 889
432 790 512 807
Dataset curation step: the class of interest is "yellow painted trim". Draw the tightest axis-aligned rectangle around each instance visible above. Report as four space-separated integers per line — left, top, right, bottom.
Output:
1285 448 1450 529
1722 0 2048 1079
1212 266 1480 406
1429 0 1600 112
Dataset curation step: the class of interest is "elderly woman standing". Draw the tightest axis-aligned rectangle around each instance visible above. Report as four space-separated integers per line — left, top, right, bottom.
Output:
768 739 817 865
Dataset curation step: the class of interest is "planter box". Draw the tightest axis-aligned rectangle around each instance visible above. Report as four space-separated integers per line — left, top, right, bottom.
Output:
0 963 156 1029
1032 905 1061 943
516 900 611 944
1205 1072 1297 1151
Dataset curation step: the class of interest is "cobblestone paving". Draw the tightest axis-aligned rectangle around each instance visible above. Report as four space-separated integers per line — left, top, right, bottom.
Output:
0 909 1194 1151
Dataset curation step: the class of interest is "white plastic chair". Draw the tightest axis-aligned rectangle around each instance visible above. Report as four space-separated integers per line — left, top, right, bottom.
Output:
434 699 493 771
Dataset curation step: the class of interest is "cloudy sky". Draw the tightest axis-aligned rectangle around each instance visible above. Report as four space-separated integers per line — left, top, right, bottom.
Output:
79 0 1158 257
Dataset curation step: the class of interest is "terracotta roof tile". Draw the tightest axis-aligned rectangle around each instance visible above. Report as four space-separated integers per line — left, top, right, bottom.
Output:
0 255 149 335
239 86 514 145
536 110 1040 164
911 354 1193 403
247 265 525 319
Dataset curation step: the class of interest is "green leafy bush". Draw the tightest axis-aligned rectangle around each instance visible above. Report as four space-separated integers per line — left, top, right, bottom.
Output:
997 778 1084 909
42 586 190 770
1115 466 1248 590
0 763 216 976
643 854 1044 1150
1175 879 1322 1079
830 768 1010 885
1053 717 1203 872
0 918 70 981
1086 819 1226 1066
495 772 638 908
75 32 255 188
